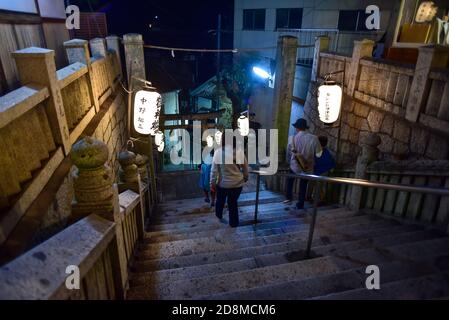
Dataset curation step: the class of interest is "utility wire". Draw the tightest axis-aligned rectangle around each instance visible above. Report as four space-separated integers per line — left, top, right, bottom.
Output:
143 43 315 53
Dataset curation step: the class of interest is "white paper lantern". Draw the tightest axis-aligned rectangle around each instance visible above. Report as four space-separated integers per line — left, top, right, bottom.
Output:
415 1 438 23
133 90 162 135
215 130 222 145
318 81 342 124
154 131 164 146
157 141 165 152
238 115 250 136
206 135 214 147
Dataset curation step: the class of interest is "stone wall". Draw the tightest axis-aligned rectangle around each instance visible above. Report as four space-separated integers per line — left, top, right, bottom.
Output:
303 39 449 166
303 82 449 166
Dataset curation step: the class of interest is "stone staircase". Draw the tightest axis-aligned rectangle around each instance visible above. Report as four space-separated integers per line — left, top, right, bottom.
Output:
126 191 449 300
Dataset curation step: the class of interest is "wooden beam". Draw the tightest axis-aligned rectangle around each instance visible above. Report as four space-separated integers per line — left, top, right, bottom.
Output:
161 110 224 121
0 10 41 24
160 123 217 130
292 96 305 105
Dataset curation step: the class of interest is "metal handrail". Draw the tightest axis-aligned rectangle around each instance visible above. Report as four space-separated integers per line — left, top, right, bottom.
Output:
250 170 449 258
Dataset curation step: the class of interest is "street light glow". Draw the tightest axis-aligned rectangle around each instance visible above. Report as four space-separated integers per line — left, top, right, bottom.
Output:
252 66 270 79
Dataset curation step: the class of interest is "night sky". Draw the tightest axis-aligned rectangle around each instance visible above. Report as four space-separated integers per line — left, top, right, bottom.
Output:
70 0 234 89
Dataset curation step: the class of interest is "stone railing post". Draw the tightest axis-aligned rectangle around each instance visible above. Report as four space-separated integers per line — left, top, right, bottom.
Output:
12 47 71 155
118 150 145 240
64 39 100 112
123 33 158 203
311 36 330 82
349 133 381 211
272 35 298 164
347 39 375 97
123 33 146 87
71 137 128 294
406 45 449 123
90 38 115 92
106 35 123 79
89 37 107 58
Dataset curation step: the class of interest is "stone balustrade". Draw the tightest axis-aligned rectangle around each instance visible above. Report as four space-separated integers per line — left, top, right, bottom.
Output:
0 36 123 247
331 160 449 232
0 135 154 299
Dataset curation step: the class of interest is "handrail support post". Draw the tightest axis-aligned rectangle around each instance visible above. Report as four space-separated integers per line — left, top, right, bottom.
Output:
254 173 261 225
306 181 321 258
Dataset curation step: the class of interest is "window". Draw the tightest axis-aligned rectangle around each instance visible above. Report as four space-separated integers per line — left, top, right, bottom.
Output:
243 9 266 30
338 10 370 31
276 8 303 29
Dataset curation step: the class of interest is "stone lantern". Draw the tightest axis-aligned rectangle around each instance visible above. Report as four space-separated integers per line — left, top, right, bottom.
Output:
71 137 113 217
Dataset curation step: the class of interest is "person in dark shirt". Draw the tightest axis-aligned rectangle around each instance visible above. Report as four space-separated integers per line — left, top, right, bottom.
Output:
314 136 336 176
309 136 336 203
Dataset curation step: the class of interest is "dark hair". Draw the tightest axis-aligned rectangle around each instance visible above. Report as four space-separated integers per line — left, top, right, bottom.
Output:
318 136 328 147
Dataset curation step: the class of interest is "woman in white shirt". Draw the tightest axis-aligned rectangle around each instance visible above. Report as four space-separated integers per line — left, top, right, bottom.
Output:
210 135 249 228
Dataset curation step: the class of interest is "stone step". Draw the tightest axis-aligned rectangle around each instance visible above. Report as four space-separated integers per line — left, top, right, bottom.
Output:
144 207 359 239
127 234 449 299
133 224 421 272
147 208 352 237
201 255 449 300
130 229 442 288
153 201 334 225
145 209 397 244
158 191 284 216
142 209 372 248
335 237 449 266
126 255 360 299
313 270 449 300
150 203 337 229
138 215 393 261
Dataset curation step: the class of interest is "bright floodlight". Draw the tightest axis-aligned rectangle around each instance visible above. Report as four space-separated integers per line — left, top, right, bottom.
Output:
252 66 270 79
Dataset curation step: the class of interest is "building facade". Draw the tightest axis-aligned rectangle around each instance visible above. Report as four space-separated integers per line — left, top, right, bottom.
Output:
233 0 398 134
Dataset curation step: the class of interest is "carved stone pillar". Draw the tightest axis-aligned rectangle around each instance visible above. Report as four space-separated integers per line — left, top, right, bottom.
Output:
135 154 149 183
311 36 330 82
118 149 146 239
272 35 298 164
349 133 381 211
71 137 114 219
118 150 139 191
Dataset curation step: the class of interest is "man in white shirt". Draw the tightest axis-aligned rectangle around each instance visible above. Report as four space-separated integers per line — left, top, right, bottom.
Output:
286 118 322 209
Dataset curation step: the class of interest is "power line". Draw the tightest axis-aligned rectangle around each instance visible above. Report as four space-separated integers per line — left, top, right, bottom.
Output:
143 43 315 53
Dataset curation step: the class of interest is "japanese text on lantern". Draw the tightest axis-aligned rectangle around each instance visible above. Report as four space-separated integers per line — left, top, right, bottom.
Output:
133 90 162 135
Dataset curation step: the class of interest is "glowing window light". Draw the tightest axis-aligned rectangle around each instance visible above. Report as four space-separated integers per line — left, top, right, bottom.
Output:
415 1 438 23
157 141 165 152
154 131 164 146
133 90 162 135
318 81 342 124
215 130 222 145
252 66 270 79
238 115 250 136
206 135 214 147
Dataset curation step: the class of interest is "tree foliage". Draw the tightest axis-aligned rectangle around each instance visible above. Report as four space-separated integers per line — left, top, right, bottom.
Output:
220 53 264 127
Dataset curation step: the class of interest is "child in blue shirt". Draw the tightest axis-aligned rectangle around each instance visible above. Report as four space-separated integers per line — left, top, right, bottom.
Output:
198 151 215 206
